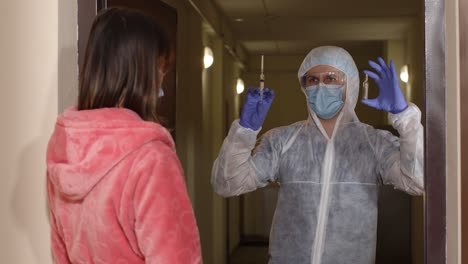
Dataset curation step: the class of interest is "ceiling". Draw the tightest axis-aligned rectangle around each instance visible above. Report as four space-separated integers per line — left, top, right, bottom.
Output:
212 0 422 55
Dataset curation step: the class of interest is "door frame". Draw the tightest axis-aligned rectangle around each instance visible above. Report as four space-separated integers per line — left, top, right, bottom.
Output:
77 0 447 262
423 0 446 263
460 0 468 262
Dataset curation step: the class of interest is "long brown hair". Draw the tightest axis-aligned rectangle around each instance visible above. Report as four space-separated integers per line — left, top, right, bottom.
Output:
78 7 171 123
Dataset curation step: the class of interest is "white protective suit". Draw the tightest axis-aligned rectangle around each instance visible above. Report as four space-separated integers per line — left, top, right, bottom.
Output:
211 46 424 264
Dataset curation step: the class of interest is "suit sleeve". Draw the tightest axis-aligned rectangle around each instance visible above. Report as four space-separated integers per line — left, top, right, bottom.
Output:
377 103 424 195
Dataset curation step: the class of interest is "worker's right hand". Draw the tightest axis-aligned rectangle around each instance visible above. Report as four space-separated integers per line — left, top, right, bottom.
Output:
239 87 275 130
362 57 408 114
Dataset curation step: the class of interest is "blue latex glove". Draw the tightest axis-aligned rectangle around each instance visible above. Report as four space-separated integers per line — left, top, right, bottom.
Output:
239 87 275 130
362 57 408 114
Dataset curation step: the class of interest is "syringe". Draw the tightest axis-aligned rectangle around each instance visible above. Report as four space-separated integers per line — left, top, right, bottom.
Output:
260 55 265 99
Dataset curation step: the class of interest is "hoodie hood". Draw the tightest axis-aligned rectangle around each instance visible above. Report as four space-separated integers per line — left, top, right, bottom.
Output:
297 46 361 139
298 46 360 111
47 106 174 201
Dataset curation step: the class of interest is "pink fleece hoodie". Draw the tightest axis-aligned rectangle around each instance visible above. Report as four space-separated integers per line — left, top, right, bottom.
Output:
46 107 202 264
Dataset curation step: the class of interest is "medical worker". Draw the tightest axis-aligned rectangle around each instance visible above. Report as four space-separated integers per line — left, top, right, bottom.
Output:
211 46 423 264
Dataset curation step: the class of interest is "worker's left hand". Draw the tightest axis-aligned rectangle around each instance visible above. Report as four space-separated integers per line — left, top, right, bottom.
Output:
362 57 408 114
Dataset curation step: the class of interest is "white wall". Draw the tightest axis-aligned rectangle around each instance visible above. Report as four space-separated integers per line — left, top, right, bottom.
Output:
0 0 78 263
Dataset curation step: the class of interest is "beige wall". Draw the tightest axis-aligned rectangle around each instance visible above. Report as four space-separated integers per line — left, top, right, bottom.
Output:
222 49 243 254
406 16 425 112
446 0 461 263
0 0 78 263
385 40 407 101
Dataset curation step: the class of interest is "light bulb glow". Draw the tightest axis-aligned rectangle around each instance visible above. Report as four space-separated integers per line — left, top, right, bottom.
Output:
236 78 245 94
204 47 214 69
400 65 409 83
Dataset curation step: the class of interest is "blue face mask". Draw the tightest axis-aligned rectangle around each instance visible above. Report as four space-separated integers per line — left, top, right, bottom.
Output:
305 84 345 119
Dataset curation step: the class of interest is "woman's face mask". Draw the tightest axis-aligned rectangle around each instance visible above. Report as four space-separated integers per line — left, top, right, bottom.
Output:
158 86 164 98
158 69 165 98
302 71 346 119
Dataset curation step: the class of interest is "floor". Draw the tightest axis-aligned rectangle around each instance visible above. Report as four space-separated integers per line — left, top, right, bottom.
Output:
229 245 269 264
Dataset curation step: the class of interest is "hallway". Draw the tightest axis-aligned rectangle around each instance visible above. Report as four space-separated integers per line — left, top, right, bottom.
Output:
0 0 461 263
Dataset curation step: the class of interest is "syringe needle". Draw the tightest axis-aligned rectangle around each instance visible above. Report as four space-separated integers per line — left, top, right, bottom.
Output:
260 55 265 99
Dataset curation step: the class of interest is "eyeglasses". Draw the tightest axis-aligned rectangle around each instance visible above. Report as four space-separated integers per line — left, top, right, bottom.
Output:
301 71 346 87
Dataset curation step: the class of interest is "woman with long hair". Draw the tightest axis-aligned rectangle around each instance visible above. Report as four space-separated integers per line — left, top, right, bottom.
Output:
46 8 201 263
